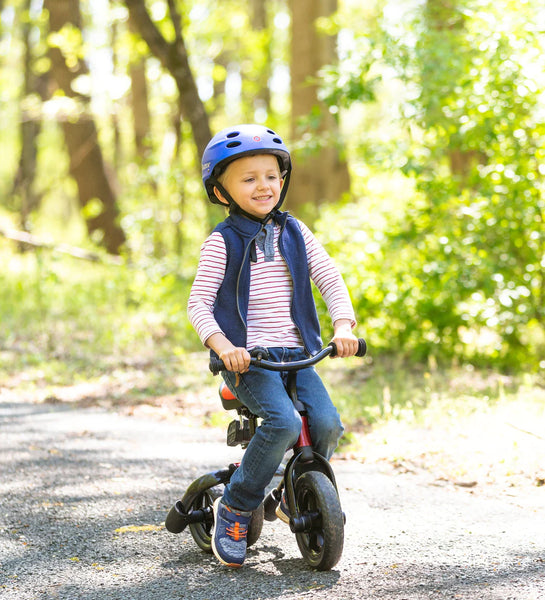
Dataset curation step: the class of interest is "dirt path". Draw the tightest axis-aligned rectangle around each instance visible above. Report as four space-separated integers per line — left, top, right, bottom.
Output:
1 397 544 600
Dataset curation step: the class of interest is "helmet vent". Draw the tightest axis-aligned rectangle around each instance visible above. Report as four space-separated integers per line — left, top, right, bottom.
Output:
272 138 283 144
226 131 240 138
226 141 242 148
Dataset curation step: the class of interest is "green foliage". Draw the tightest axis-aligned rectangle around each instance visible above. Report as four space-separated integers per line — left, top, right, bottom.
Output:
392 2 545 367
318 39 379 109
0 244 200 381
310 0 545 370
180 0 289 125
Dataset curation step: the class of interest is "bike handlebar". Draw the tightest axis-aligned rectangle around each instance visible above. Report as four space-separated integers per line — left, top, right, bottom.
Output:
209 338 367 375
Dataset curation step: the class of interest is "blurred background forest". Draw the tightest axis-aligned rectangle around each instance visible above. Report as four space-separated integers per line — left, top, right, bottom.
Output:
1 0 545 427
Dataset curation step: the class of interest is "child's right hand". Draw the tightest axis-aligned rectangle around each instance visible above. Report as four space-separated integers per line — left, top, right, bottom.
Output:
206 333 251 373
219 346 251 373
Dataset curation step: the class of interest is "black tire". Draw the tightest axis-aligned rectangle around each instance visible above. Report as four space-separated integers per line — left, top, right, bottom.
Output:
188 487 221 553
247 502 264 548
188 488 264 553
294 471 344 570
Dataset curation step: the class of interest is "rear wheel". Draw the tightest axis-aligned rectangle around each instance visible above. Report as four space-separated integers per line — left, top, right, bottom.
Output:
188 487 221 553
294 471 344 570
247 502 264 547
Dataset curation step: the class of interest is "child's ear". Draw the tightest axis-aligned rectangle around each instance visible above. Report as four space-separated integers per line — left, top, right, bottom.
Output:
213 186 230 206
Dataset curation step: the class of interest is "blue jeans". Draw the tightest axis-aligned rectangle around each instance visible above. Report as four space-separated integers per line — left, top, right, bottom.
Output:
221 347 344 512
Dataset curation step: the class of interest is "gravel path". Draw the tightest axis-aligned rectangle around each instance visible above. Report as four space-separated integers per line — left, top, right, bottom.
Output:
1 399 544 599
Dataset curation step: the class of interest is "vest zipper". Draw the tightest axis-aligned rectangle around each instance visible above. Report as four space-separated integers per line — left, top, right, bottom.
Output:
236 229 262 339
277 221 311 356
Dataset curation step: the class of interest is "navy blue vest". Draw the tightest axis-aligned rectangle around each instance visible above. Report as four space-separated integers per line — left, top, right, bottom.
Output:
211 211 323 357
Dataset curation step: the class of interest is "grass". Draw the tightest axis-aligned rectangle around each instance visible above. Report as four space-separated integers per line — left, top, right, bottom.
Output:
1 245 197 371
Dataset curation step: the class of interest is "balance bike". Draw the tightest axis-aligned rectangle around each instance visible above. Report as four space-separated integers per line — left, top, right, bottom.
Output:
165 339 366 570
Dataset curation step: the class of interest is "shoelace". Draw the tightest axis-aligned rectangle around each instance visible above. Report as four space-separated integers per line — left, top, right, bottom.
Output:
226 521 248 541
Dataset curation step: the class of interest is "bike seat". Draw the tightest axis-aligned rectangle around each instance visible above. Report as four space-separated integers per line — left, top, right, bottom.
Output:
219 381 243 411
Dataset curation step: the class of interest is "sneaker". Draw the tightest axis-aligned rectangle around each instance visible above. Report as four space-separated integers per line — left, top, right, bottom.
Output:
275 493 290 524
212 498 252 568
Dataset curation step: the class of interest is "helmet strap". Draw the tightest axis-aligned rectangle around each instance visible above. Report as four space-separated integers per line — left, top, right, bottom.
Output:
277 169 290 209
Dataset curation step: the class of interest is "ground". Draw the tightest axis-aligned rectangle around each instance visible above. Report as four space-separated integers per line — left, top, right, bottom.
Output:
1 351 544 599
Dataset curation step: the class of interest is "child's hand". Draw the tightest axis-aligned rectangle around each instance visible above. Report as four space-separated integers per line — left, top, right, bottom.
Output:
219 346 252 373
331 319 359 358
206 333 251 373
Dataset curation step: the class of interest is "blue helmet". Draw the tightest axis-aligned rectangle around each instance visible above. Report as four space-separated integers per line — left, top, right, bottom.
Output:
201 124 292 207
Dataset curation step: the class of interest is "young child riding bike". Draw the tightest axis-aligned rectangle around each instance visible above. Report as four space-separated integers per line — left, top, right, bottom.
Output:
187 124 358 568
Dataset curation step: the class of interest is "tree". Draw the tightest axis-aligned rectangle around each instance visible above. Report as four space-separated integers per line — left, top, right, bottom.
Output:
124 0 211 160
288 0 350 218
127 12 151 159
249 0 272 119
382 0 545 364
12 0 48 232
44 0 125 253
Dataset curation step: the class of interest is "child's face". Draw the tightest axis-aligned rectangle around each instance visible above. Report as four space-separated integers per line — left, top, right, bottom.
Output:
214 154 283 219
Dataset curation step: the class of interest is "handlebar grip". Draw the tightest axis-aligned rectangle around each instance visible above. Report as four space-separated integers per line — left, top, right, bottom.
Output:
209 357 225 375
330 338 367 358
356 338 367 357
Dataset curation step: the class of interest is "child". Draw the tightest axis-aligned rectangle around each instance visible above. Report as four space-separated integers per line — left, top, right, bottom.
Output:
188 124 358 567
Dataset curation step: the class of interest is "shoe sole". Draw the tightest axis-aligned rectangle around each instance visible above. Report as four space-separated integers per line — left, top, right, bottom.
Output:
211 498 245 568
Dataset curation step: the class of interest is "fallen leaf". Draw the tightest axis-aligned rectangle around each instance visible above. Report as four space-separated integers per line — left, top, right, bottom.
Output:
114 524 163 533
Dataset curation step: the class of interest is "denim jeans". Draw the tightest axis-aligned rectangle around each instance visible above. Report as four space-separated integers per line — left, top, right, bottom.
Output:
221 347 344 512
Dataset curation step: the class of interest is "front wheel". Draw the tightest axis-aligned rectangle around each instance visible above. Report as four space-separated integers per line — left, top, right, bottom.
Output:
294 471 344 570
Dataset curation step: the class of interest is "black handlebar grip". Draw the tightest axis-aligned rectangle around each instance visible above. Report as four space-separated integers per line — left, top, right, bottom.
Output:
356 338 367 357
329 338 367 358
209 357 225 375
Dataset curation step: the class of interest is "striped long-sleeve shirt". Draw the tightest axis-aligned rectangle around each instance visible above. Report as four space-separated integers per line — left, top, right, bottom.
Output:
187 220 356 349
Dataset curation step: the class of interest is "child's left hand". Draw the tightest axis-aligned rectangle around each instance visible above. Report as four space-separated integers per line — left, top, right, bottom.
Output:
331 319 359 358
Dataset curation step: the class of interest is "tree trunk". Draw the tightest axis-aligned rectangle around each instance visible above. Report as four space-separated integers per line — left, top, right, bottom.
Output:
124 0 211 160
288 0 350 220
110 20 122 169
250 0 271 117
124 0 222 231
44 0 125 254
424 0 486 181
128 13 151 159
13 0 48 231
